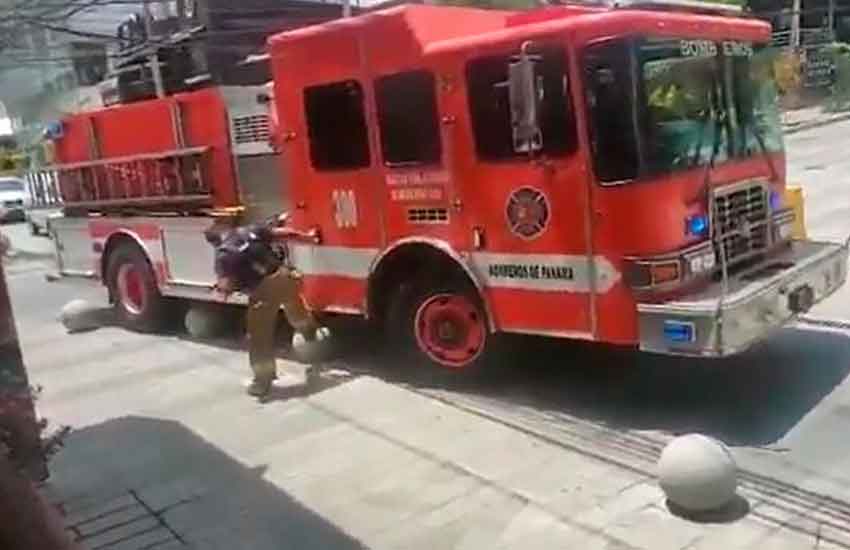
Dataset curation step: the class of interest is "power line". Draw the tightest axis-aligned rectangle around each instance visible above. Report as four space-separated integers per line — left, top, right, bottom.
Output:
1 42 273 65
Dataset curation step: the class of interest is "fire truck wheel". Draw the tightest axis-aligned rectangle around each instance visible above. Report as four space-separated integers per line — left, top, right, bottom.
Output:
389 282 489 373
106 245 167 332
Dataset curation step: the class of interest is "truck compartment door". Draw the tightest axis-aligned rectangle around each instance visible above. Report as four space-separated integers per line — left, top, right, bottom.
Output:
51 216 97 277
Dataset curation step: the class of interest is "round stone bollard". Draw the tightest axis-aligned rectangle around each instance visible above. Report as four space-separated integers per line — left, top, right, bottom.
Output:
58 299 102 333
184 305 228 339
291 326 334 364
657 434 738 513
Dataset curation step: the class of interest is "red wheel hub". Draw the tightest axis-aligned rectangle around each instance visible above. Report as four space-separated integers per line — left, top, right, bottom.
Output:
414 293 486 369
116 263 146 315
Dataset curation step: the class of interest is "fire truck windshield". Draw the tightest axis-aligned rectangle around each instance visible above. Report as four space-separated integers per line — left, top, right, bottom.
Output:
585 37 783 183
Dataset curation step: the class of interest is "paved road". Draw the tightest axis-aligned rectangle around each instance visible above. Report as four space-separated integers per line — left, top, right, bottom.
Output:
785 118 850 320
787 117 850 243
5 120 850 548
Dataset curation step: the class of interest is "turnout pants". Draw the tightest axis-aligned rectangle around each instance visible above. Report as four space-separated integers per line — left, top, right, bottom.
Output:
245 267 317 381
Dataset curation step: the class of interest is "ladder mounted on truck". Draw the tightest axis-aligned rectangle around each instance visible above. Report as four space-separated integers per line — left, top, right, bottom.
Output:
31 147 213 214
24 169 63 210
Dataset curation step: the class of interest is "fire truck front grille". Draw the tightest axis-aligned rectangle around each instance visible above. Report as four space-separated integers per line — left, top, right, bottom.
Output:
232 114 270 144
407 208 448 224
712 182 769 266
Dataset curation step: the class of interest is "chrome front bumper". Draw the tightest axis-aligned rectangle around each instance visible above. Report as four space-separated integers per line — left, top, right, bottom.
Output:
637 240 848 356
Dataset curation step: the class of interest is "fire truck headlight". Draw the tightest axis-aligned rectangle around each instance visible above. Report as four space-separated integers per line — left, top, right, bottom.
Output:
686 214 709 237
626 259 681 289
772 208 796 242
687 250 716 276
777 219 794 241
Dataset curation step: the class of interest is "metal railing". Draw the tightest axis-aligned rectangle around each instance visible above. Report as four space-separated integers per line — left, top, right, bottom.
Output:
771 27 835 49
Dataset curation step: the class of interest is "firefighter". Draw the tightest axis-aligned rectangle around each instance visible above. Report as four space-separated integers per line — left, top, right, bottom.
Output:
206 213 324 399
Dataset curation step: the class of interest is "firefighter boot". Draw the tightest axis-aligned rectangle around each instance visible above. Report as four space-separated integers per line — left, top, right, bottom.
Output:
246 374 274 398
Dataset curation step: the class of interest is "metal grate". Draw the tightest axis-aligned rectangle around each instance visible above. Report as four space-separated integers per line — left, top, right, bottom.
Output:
407 208 448 224
712 182 769 266
232 114 270 144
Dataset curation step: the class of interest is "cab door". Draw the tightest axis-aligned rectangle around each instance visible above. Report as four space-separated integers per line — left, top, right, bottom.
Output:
452 43 596 337
273 72 385 313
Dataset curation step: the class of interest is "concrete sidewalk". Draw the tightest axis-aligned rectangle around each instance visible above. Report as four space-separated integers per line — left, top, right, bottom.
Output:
783 105 850 135
23 317 848 550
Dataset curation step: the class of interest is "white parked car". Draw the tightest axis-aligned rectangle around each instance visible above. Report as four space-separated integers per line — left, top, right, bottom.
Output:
0 177 28 223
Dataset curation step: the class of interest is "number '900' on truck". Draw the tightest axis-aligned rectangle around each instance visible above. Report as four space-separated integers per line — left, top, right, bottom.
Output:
32 1 848 371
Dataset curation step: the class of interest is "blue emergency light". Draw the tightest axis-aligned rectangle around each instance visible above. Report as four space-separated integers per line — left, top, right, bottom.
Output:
663 320 695 343
769 190 782 211
686 214 708 237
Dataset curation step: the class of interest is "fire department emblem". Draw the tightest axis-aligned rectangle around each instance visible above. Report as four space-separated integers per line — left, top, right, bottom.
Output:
506 187 549 239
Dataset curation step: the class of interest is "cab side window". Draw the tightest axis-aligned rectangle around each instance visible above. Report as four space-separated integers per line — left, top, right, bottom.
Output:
375 70 442 165
466 46 575 161
583 40 639 182
304 80 370 171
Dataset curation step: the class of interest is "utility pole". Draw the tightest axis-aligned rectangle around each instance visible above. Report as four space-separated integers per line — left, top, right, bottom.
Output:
791 0 801 50
343 0 352 18
176 0 186 29
828 0 835 39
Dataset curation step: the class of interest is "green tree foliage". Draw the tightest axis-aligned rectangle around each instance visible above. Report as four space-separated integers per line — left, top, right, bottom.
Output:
826 43 850 112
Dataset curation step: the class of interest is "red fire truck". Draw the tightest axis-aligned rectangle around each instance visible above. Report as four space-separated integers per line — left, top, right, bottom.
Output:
35 2 848 370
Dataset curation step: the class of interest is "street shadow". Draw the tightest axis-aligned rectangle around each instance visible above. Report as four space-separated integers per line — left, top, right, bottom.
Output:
339 324 850 448
91 308 850 449
665 495 751 524
47 416 368 549
259 368 356 404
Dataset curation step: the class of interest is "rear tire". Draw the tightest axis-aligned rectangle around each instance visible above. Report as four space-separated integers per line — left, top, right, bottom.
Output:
29 222 40 236
386 278 490 376
105 244 168 332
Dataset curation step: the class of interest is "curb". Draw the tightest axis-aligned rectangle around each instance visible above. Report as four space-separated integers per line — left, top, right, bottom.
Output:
784 111 850 135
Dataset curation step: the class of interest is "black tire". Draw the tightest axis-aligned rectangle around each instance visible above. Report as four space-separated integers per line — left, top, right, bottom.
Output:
386 278 491 377
105 244 168 332
29 222 40 236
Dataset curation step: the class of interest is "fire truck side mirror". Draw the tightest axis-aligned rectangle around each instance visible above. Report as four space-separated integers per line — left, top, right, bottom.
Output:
507 43 543 154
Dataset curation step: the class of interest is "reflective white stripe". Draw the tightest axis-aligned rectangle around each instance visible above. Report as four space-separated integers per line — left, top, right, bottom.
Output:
287 244 622 294
470 252 621 293
288 244 378 278
89 223 165 264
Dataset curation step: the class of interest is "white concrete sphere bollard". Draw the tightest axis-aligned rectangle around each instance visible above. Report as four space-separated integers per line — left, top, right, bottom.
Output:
184 306 228 339
59 299 102 333
657 434 738 513
291 326 334 363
